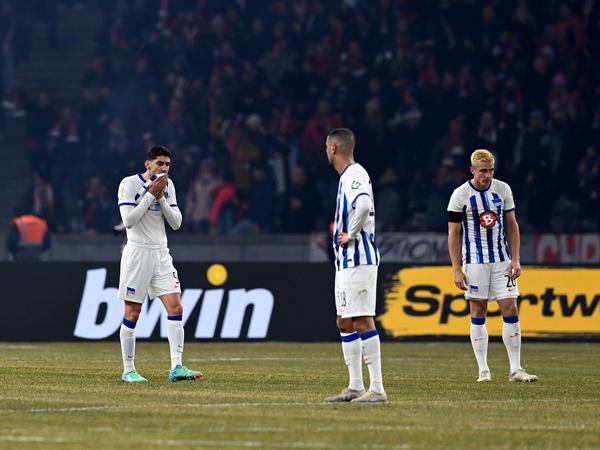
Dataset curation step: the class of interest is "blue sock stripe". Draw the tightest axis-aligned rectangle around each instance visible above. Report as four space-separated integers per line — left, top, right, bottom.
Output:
503 315 519 324
122 318 137 329
341 332 360 343
360 330 379 341
167 315 183 321
471 317 486 325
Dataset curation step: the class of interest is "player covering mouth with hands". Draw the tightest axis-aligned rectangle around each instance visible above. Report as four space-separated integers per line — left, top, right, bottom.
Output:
117 145 202 383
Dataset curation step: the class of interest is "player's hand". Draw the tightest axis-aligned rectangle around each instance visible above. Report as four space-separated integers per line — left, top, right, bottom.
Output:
337 232 350 246
508 260 521 279
148 175 168 199
453 268 468 290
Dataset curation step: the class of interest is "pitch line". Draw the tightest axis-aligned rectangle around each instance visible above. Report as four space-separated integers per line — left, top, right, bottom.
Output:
0 436 75 443
146 439 409 449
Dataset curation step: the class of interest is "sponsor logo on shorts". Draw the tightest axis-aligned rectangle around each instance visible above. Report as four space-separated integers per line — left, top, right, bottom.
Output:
126 287 136 296
470 285 479 292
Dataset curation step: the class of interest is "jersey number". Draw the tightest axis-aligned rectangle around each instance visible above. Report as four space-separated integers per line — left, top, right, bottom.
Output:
505 275 516 288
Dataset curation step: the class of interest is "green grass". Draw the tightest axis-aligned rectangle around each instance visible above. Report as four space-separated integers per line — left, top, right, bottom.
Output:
0 342 599 450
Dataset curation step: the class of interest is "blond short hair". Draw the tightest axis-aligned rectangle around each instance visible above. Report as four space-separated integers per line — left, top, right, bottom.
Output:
471 149 495 166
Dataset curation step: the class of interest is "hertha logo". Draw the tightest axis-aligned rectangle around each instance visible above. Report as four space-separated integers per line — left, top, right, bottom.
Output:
479 211 497 228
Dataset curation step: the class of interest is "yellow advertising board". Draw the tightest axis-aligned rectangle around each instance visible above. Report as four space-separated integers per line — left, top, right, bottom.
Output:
379 267 600 337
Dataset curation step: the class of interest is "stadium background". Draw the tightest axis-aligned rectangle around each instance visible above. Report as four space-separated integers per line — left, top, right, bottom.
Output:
1 3 599 449
1 0 597 342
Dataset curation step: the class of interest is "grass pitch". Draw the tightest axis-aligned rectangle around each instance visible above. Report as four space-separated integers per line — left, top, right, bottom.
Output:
0 342 599 450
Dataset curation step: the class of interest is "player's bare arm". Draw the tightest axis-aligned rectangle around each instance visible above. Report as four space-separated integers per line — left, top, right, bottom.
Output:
504 211 521 279
448 221 467 290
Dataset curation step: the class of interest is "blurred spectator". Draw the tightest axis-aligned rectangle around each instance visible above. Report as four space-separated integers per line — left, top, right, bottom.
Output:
9 1 600 234
375 168 401 232
229 163 275 234
25 92 57 172
302 100 342 168
83 176 111 234
6 206 51 261
47 107 82 227
20 172 57 231
185 159 221 233
281 166 320 232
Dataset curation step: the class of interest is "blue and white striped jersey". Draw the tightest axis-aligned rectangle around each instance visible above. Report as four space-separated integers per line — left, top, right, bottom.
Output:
448 179 515 264
333 163 380 271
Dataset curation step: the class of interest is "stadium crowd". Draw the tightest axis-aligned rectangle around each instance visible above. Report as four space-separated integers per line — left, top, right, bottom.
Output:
8 0 600 234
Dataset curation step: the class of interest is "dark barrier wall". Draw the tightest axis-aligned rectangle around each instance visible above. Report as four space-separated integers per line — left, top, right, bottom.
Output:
2 263 599 341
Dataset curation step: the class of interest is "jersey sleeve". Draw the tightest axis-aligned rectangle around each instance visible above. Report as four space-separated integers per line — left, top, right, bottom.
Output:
346 170 371 207
117 178 136 206
158 179 182 230
503 183 516 211
447 188 463 212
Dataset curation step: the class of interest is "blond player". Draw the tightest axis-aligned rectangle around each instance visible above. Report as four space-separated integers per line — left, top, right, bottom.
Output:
117 145 202 383
447 149 538 383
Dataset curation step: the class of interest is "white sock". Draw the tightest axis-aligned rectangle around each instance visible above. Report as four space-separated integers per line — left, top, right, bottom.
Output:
167 315 184 370
502 316 522 374
361 330 384 394
341 332 364 391
470 319 489 373
120 321 136 374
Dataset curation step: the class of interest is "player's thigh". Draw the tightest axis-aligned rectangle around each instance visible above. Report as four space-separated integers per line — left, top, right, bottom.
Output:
148 248 181 299
119 245 154 303
489 260 519 301
463 263 491 300
336 265 377 319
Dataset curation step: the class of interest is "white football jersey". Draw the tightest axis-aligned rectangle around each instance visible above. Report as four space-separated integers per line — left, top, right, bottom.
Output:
118 174 179 247
333 163 380 271
447 179 515 264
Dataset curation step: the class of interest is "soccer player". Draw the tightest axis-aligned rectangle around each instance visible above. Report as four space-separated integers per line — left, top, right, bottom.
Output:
323 128 386 403
117 145 202 383
447 149 538 383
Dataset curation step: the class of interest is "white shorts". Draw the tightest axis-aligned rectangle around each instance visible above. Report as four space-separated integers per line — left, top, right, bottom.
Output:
464 260 519 301
335 265 378 318
118 243 181 303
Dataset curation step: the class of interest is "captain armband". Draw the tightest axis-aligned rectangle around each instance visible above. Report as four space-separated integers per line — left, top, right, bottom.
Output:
448 211 463 223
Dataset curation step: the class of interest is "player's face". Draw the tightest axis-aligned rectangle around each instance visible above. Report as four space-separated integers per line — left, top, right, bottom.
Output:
146 156 171 176
470 162 494 188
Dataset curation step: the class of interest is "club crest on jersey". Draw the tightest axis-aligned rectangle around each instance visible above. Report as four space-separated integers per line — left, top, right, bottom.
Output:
351 180 361 189
479 210 497 228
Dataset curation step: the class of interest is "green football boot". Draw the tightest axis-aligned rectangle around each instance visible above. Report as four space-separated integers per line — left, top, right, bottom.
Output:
168 364 203 382
121 370 148 383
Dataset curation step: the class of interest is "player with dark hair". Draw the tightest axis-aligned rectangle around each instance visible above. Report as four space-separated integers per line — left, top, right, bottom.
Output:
324 128 387 403
116 145 202 382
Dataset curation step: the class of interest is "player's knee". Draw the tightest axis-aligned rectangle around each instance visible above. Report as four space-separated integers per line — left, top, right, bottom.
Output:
469 301 487 317
336 317 353 333
502 303 518 317
352 317 375 334
169 303 183 316
126 309 141 322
